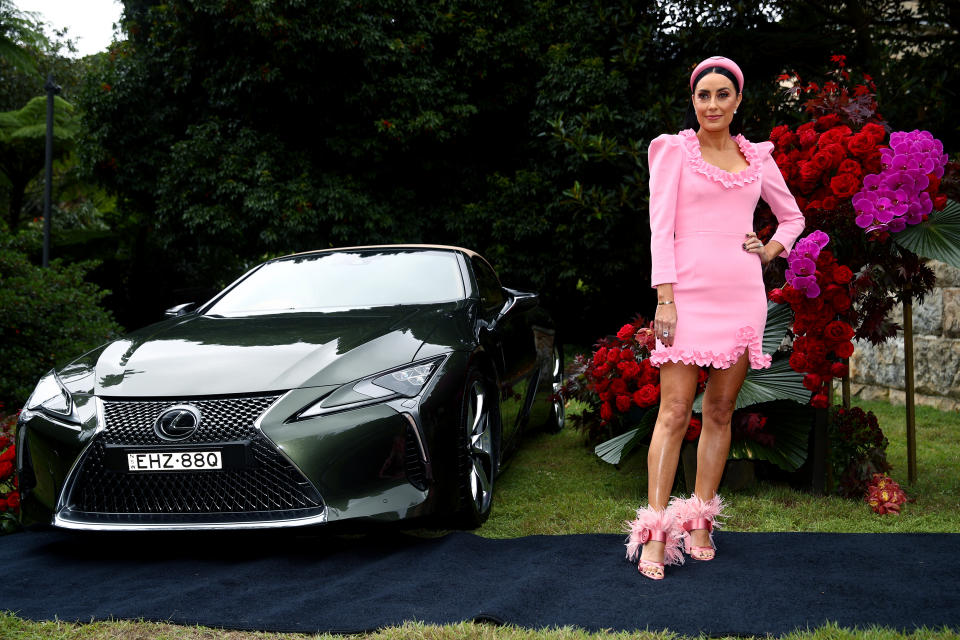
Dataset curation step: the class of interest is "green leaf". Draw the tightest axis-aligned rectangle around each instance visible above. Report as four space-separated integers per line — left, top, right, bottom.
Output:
762 301 793 355
893 199 960 268
594 407 657 465
728 401 814 471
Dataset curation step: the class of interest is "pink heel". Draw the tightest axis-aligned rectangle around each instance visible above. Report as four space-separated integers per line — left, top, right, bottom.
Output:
671 494 725 561
625 505 684 580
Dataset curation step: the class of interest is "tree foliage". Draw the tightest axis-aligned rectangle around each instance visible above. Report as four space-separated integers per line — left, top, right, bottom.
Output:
0 229 121 408
75 0 959 337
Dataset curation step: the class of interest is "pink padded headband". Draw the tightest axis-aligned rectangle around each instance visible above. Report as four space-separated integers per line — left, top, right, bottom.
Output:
690 56 744 93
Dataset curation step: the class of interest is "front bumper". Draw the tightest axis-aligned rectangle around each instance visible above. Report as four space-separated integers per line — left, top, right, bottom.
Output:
17 384 444 531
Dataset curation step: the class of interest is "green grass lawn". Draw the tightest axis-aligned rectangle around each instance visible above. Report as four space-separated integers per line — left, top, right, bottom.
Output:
1 398 957 640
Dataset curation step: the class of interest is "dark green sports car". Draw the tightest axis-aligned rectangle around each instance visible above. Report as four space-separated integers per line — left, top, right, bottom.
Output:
16 245 564 530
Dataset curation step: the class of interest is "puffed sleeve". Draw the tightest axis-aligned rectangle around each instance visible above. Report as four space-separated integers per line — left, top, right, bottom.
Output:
648 134 684 287
757 140 805 257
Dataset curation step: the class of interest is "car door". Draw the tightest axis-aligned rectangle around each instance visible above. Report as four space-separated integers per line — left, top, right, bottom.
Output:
471 257 539 449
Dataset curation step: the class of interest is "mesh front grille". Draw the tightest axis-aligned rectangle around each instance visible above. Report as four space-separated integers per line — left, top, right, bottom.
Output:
101 395 278 445
64 395 324 524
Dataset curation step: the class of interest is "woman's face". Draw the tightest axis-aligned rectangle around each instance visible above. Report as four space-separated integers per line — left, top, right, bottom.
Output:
692 72 742 134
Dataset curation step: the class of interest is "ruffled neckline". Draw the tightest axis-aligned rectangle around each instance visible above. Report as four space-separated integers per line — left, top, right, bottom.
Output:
678 128 762 188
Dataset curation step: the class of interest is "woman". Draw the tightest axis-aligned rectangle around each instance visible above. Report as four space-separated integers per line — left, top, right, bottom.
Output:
625 56 805 580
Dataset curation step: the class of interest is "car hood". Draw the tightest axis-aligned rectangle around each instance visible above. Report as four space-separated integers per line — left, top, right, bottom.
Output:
61 303 469 397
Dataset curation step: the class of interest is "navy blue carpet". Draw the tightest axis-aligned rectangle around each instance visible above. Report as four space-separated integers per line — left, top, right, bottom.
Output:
1 528 957 636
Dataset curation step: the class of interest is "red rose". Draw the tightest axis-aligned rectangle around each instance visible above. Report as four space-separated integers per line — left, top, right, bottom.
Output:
607 347 621 363
617 360 641 381
789 351 809 373
0 437 10 449
632 383 660 408
860 123 886 144
0 498 6 511
799 128 819 149
797 121 816 134
821 196 839 210
782 285 804 305
824 321 855 342
610 378 628 395
803 374 822 392
684 417 702 441
615 394 633 413
6 491 19 509
831 292 852 312
818 127 852 148
617 324 636 342
600 402 613 421
620 348 634 361
864 151 883 174
770 124 791 144
768 288 784 304
934 194 948 211
830 362 849 377
0 461 11 479
830 173 861 199
810 394 829 409
592 347 608 367
837 158 863 177
816 250 835 268
593 378 610 393
833 265 853 284
0 445 14 462
834 341 855 358
847 132 877 158
811 151 833 173
815 114 842 131
927 174 941 193
592 362 611 379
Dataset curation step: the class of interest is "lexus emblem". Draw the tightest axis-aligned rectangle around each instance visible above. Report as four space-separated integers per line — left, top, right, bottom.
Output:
154 405 201 441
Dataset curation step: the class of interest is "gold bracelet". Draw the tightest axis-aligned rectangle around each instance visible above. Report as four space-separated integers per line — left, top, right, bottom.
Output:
657 300 674 305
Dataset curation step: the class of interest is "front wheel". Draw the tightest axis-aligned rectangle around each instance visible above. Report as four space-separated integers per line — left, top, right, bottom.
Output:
543 344 565 433
455 368 498 528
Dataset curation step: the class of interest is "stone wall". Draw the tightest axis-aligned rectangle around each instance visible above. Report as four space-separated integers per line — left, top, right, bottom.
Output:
848 260 960 412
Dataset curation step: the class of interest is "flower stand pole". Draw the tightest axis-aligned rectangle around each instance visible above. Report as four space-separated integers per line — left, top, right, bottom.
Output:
810 378 832 495
903 286 918 483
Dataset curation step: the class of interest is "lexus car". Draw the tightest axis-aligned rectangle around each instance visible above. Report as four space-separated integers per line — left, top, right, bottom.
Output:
16 245 564 531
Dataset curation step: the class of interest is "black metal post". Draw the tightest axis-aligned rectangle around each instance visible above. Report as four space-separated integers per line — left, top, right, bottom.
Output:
42 74 61 268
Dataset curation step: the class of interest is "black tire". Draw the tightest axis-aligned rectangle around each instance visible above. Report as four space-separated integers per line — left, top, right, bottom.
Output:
455 366 499 528
543 344 565 433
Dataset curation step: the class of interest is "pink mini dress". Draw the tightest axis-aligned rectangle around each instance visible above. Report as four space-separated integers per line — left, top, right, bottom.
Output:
648 129 805 370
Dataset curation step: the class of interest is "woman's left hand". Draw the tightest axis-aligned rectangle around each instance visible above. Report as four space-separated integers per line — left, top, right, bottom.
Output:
743 232 773 264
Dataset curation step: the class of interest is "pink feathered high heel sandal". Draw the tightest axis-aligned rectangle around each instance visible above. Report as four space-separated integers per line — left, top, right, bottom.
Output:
672 494 725 561
624 505 684 580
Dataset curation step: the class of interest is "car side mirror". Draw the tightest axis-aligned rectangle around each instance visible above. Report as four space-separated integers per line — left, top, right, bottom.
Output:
501 288 539 316
164 302 197 318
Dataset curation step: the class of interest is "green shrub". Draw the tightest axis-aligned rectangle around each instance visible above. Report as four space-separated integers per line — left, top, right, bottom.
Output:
0 231 121 408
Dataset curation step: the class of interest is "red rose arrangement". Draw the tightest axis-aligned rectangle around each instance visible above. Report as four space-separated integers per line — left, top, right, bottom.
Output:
0 409 19 532
564 315 707 442
732 411 774 447
770 232 855 408
865 473 908 515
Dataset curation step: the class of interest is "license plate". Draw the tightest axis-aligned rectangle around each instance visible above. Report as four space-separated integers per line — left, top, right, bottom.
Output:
127 450 223 471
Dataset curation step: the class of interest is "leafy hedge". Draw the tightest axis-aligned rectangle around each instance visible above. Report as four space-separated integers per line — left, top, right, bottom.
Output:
0 232 121 408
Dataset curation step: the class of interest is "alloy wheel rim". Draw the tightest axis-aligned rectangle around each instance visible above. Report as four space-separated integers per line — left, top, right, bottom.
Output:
465 380 493 513
551 347 565 428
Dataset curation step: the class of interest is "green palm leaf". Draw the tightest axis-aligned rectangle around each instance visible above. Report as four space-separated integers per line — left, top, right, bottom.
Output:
893 199 960 268
728 401 814 471
594 406 657 465
762 301 793 354
735 357 809 409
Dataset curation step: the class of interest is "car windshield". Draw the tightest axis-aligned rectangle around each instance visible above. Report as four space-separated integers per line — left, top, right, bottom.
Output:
205 250 466 315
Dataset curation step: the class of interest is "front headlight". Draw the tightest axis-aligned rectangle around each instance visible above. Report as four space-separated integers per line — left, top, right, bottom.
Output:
25 370 78 423
371 361 440 397
297 356 445 419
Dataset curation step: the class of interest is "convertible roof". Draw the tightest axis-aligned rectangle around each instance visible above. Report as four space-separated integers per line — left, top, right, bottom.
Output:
284 244 483 260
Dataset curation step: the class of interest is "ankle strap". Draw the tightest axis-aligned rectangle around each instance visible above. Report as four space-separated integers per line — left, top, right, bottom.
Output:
683 517 713 533
639 527 668 544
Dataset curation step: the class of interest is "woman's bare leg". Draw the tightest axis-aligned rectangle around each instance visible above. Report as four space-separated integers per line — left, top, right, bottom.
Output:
690 351 750 549
639 360 701 565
